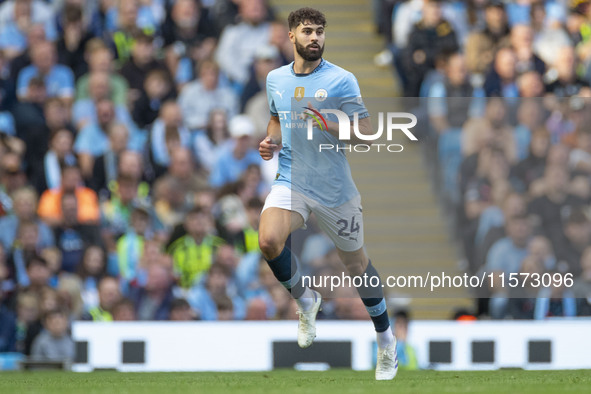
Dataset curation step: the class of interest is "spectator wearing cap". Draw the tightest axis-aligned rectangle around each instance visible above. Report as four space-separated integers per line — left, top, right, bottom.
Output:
465 0 510 76
209 115 262 189
240 45 280 112
215 0 271 87
37 165 100 227
16 40 75 103
178 59 239 131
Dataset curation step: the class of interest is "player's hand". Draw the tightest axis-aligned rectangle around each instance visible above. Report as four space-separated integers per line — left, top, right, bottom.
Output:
259 137 279 161
300 101 316 121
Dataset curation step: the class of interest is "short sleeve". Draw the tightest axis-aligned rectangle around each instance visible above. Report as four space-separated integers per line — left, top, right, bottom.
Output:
339 72 369 120
266 73 278 117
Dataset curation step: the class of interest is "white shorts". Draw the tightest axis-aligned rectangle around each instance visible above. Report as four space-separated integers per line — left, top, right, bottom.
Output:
262 185 364 252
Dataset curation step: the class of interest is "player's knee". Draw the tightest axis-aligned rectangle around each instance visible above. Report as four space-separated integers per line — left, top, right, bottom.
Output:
344 261 366 277
258 233 284 260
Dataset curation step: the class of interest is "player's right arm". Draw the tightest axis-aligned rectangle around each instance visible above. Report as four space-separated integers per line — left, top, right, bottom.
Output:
259 115 281 161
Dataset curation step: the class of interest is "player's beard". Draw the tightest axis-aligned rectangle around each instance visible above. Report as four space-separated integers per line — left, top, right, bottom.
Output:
295 39 324 62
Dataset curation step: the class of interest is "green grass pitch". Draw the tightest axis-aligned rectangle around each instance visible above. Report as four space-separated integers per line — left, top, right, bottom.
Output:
0 369 589 393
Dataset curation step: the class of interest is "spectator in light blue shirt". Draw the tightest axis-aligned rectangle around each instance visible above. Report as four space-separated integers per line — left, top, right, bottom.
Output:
483 213 532 319
187 263 246 321
74 99 141 178
209 115 262 189
178 59 238 130
16 40 74 101
72 71 134 130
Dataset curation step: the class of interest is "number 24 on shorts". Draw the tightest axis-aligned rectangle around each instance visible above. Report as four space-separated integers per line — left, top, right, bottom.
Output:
337 216 360 238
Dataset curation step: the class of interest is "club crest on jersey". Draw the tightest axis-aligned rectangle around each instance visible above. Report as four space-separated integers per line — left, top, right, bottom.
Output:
314 88 328 102
294 87 305 101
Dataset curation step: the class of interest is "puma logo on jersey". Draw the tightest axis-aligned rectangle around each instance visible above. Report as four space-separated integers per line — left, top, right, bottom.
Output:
275 90 285 99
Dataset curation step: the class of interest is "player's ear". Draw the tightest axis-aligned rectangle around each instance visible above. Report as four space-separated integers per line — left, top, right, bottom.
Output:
288 29 295 44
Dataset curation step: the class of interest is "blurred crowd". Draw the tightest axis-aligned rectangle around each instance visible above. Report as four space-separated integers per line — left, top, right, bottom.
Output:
372 0 591 319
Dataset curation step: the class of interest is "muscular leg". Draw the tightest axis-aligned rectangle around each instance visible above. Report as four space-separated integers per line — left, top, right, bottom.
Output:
258 208 313 301
258 207 304 260
338 247 394 346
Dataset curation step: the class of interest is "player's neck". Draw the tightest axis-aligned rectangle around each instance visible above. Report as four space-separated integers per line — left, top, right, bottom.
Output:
293 57 322 75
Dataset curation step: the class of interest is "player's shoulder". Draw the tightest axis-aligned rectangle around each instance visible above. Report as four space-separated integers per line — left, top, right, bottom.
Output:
267 63 293 82
322 60 358 83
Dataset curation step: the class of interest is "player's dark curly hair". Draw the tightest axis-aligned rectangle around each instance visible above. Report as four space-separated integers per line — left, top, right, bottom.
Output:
288 7 326 30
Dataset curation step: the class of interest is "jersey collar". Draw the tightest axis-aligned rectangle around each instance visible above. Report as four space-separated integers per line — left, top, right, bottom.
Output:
290 58 325 77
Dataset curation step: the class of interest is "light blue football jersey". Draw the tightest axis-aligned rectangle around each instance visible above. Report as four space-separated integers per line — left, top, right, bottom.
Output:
266 59 369 207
